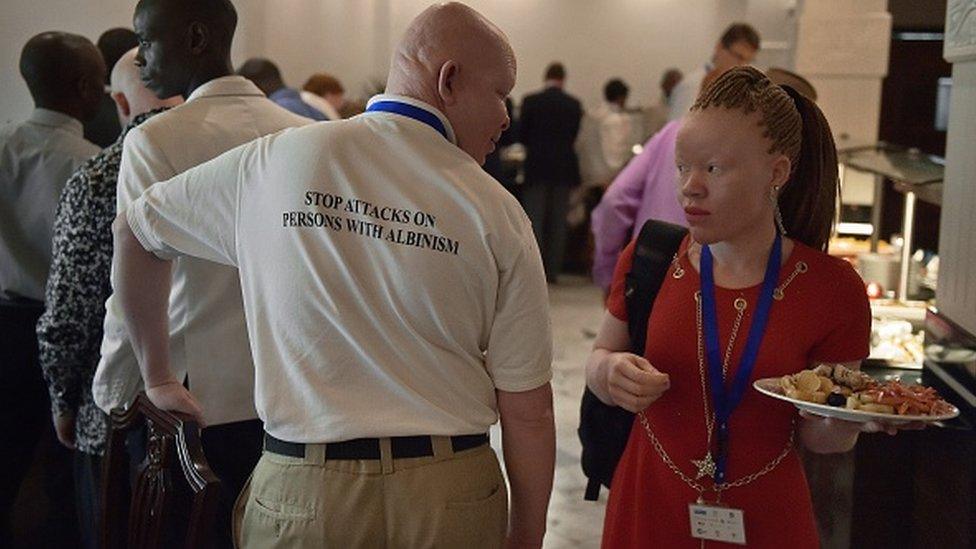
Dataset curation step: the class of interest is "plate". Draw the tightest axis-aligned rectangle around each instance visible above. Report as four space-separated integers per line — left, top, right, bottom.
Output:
752 378 960 424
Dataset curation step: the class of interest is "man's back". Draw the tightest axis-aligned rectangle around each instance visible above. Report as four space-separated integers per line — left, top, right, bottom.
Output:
0 109 99 301
126 98 553 443
520 87 582 185
95 75 310 426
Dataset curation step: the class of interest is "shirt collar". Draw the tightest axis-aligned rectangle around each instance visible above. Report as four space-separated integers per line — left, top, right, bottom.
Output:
365 94 456 145
118 107 171 141
28 108 84 136
186 75 266 102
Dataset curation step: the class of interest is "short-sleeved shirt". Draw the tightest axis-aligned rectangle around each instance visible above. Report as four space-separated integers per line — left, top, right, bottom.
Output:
125 94 553 443
602 236 870 549
0 108 99 301
93 76 311 427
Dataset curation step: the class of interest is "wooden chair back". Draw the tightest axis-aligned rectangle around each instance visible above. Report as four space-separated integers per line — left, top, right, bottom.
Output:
101 392 220 549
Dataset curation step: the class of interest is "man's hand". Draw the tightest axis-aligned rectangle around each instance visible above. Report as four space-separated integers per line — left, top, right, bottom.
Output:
604 352 670 412
53 412 76 449
146 380 205 424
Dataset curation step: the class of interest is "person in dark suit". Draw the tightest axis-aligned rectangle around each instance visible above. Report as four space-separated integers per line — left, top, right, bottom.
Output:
483 96 517 195
519 62 582 283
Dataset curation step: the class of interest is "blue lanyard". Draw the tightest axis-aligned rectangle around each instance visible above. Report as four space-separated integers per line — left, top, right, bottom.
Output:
365 100 449 141
700 231 781 484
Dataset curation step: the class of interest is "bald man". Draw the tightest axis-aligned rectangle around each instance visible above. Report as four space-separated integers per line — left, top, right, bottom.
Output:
111 3 554 547
0 31 104 545
92 1 310 546
35 48 180 548
84 27 139 147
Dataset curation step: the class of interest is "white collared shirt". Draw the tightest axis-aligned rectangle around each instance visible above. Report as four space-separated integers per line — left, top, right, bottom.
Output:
93 76 311 426
668 66 707 121
0 108 99 301
594 102 635 172
124 93 553 442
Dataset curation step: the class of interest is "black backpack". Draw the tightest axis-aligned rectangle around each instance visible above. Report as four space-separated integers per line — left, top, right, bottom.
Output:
578 219 688 501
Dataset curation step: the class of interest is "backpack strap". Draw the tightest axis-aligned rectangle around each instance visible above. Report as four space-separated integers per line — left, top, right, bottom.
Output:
624 220 689 355
580 220 687 503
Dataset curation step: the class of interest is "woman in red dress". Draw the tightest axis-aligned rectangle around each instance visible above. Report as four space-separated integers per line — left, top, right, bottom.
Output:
586 67 885 548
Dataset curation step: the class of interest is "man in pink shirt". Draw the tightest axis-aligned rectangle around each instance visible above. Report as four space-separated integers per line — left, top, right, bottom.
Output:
590 120 688 292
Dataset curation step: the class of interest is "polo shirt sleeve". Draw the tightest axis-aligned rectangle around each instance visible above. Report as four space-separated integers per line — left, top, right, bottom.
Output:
126 141 250 267
484 215 553 393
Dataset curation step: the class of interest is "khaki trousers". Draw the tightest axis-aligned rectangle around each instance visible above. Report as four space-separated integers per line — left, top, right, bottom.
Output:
233 437 508 548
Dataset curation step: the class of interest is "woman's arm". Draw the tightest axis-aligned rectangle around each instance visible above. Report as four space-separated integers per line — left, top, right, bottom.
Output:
585 312 670 412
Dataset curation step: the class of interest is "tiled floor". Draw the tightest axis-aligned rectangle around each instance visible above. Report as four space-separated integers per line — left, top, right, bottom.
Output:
490 275 609 548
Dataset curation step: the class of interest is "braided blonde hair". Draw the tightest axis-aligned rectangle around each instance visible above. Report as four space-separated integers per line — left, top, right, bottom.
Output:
690 66 838 251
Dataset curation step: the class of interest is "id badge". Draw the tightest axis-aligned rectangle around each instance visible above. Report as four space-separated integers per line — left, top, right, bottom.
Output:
689 503 746 545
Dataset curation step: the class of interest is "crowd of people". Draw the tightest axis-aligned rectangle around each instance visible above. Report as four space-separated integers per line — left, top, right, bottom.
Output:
1 1 913 548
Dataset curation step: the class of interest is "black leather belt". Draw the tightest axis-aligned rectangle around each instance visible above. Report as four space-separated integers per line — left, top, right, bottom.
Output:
264 432 489 460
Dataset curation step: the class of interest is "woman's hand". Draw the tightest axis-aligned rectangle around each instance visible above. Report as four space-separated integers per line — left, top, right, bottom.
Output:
798 410 925 454
603 352 671 413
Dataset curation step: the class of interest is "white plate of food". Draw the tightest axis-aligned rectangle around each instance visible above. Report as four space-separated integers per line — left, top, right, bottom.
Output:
753 364 959 424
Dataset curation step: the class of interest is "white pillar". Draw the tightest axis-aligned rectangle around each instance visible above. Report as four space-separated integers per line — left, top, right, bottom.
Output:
936 0 976 334
794 0 893 222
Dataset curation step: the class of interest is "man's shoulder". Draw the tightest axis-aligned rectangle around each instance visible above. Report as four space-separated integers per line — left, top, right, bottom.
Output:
246 95 315 127
521 91 543 105
126 105 185 142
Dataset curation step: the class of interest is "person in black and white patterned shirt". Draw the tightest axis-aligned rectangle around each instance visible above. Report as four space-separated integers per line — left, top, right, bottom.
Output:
35 48 180 548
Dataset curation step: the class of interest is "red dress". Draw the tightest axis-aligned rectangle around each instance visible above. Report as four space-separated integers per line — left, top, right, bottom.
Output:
601 236 870 549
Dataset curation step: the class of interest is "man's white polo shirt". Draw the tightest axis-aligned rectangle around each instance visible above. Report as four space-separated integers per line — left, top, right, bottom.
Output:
93 76 311 426
125 94 553 442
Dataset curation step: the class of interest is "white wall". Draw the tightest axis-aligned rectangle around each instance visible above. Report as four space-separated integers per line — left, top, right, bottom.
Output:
351 0 795 111
0 0 265 125
240 0 801 112
0 1 798 123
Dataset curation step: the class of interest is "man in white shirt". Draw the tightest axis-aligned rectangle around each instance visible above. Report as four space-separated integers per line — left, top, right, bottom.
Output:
595 78 634 173
112 3 555 548
667 23 761 121
0 31 104 546
92 0 309 546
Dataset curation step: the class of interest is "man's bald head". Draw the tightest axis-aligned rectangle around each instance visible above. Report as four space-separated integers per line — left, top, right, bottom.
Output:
110 48 182 126
386 3 516 165
237 58 285 97
20 31 106 120
133 0 237 98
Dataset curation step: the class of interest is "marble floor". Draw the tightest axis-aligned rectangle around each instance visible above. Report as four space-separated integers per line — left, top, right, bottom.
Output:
489 275 609 548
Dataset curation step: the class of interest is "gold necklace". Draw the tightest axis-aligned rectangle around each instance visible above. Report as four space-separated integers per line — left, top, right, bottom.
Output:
639 252 808 504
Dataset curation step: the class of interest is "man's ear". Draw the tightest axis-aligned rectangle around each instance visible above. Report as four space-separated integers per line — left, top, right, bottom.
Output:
188 21 209 55
112 91 131 118
437 60 459 107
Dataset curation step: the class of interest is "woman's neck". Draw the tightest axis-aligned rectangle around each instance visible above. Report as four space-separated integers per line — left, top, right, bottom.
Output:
690 223 791 289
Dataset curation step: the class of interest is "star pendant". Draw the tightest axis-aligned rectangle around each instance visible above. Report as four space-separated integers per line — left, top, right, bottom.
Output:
692 452 716 480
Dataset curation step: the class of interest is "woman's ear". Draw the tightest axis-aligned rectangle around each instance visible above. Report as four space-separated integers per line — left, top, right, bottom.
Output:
437 60 459 107
770 154 792 190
